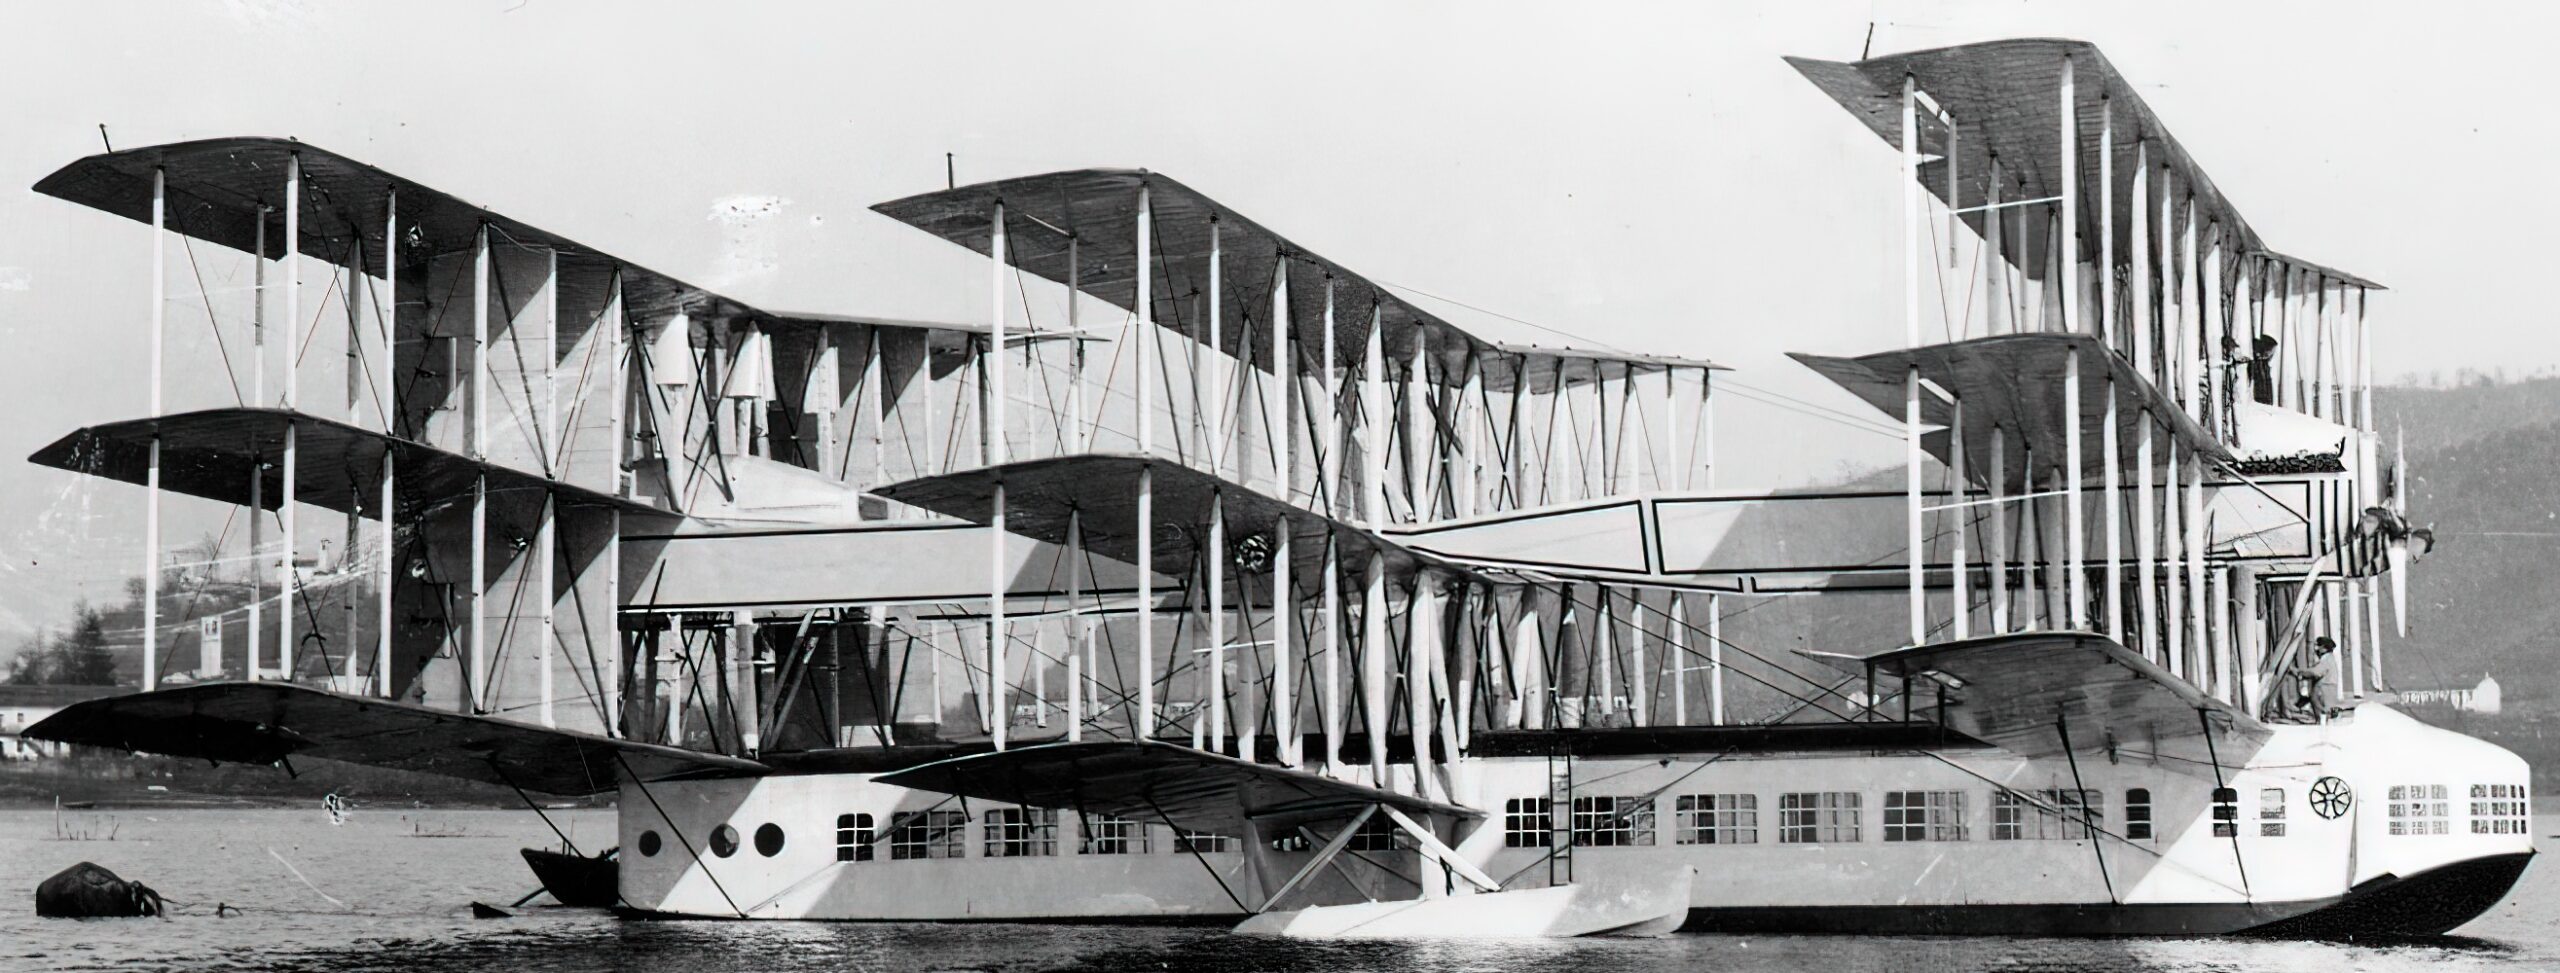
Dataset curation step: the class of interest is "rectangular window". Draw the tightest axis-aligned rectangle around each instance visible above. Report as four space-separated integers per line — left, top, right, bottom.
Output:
1778 792 1861 844
2469 783 2529 835
2259 787 2287 838
982 807 1058 858
1571 796 1658 847
1674 794 1759 845
1504 798 1553 848
2211 787 2239 838
889 810 967 860
1347 813 1407 851
1882 790 1967 842
2123 789 2153 841
1991 790 2102 840
2387 784 2451 836
1172 828 1238 854
1078 813 1151 855
835 812 875 862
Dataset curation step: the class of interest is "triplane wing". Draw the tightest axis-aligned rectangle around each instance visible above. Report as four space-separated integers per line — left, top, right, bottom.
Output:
875 739 1475 836
25 683 769 795
1857 631 2271 763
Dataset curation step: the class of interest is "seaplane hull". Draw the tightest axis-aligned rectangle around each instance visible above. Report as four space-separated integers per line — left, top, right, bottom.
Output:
611 706 2530 937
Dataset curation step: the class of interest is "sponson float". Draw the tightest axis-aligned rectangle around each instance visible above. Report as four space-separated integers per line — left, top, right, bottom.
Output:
30 38 2530 937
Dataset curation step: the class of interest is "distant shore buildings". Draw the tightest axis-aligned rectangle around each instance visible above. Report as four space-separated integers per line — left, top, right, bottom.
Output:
2400 675 2502 715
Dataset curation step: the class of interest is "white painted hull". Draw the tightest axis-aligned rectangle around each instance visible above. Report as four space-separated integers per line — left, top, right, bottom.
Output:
617 706 2532 936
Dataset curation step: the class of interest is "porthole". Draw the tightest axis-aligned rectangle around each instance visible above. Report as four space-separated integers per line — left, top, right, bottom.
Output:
755 823 786 857
709 824 740 857
638 830 662 857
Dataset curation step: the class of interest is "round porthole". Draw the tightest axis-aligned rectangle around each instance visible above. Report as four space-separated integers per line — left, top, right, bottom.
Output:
755 823 786 857
709 824 740 857
637 830 662 857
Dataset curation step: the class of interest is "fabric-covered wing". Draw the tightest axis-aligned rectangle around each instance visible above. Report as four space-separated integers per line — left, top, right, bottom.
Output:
28 407 663 519
874 740 1479 835
1861 631 2270 761
25 683 768 795
1785 39 2377 290
875 454 1431 579
869 169 1721 386
1792 333 2225 489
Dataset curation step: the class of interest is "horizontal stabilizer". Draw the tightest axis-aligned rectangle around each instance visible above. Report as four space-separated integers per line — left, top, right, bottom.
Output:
874 740 1479 835
1857 631 2269 763
24 682 768 795
30 407 662 518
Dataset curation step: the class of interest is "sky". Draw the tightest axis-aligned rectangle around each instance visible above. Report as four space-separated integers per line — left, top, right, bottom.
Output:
0 0 2552 643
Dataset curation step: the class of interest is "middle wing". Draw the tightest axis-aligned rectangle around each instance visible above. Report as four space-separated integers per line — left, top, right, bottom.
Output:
1857 631 2271 764
876 740 1480 835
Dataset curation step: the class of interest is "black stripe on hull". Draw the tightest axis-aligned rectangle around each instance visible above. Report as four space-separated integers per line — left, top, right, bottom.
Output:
1679 852 2534 939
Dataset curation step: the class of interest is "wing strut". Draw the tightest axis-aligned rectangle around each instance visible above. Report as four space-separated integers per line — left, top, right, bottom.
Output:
2053 712 2117 904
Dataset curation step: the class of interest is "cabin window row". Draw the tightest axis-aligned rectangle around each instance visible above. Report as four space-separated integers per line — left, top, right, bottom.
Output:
1505 788 2159 846
822 810 1236 862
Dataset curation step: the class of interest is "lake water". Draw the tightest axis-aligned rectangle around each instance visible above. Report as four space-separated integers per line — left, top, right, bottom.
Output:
0 808 2551 973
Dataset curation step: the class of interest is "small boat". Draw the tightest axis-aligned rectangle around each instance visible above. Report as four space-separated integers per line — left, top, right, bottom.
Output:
519 847 618 908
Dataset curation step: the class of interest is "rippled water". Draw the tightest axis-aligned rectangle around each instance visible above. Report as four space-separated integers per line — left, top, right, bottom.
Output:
0 808 2550 973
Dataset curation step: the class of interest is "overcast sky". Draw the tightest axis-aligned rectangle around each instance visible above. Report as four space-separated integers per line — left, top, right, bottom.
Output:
0 0 2548 640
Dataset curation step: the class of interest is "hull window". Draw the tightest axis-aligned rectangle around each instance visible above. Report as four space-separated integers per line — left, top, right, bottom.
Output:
709 824 740 858
1778 792 1861 844
2259 787 2288 837
1571 796 1658 847
1173 829 1238 854
983 807 1060 857
836 813 875 861
2211 787 2239 838
1504 798 1554 848
2387 785 2450 836
1079 813 1152 855
1991 789 2101 841
1674 794 1758 845
1882 790 1968 842
891 810 968 860
2123 789 2153 841
2470 784 2529 834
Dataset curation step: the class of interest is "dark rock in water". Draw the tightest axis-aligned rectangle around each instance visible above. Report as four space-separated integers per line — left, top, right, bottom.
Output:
469 901 511 919
35 862 163 918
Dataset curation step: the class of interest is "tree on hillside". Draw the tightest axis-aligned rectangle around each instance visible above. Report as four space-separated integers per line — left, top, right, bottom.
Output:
0 603 116 686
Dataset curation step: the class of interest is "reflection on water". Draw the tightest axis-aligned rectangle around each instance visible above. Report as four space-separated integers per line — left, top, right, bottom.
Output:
0 809 2547 973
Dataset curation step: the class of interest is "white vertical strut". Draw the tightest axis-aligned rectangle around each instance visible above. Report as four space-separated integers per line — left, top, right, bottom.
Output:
538 250 558 728
1707 593 1724 724
1902 73 1926 646
988 201 1009 751
1950 399 1969 639
1670 593 1688 725
1989 430 2010 634
1363 552 1390 786
280 152 302 682
144 167 165 692
1135 184 1157 741
377 188 398 699
2135 416 2159 662
1274 521 1295 766
470 223 490 710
